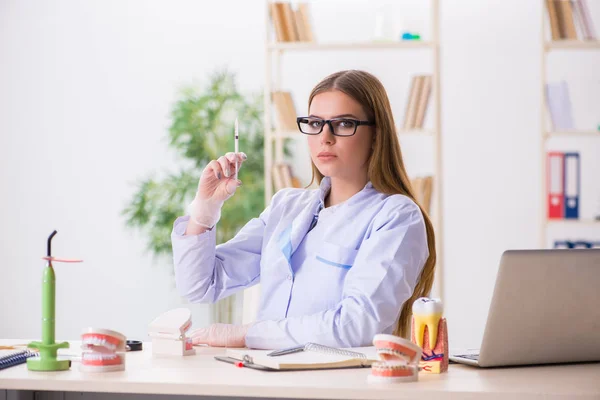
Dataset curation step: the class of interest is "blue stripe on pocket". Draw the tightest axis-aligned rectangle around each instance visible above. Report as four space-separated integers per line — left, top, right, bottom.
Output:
316 255 352 270
278 224 293 265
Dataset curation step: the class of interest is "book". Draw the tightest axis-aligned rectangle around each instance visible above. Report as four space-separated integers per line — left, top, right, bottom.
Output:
414 75 432 129
546 0 562 40
272 163 285 191
547 152 565 219
545 81 574 130
403 75 425 130
269 3 288 42
575 0 597 40
295 3 314 42
270 2 314 43
272 91 298 132
225 344 377 371
272 162 301 191
281 2 299 42
411 176 434 215
556 0 578 39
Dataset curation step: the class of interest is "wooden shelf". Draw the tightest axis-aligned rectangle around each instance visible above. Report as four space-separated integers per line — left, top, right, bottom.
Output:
398 129 436 136
545 130 600 138
270 128 436 140
540 2 600 249
546 219 600 226
545 40 600 50
268 41 435 52
270 131 302 140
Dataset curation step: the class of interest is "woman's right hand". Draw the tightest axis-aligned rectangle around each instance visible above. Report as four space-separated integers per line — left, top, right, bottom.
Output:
196 152 247 202
187 152 247 231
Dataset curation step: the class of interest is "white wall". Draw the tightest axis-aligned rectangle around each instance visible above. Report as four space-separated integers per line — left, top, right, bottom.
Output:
0 0 266 341
1 0 598 350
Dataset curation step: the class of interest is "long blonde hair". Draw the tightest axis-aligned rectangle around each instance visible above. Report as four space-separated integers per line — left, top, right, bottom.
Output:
307 70 437 339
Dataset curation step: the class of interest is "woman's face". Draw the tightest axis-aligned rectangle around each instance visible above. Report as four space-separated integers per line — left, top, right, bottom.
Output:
306 90 374 181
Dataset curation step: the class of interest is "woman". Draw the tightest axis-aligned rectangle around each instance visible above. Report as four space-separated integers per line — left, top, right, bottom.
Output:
171 70 436 350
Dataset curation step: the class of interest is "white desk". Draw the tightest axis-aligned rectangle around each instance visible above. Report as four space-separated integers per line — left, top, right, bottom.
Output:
1 340 599 400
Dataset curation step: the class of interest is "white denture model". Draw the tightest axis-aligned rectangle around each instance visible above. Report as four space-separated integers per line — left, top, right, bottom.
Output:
368 297 450 383
369 335 421 383
80 328 126 372
148 308 196 356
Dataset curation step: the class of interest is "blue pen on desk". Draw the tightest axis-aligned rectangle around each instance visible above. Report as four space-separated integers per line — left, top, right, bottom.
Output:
267 345 305 357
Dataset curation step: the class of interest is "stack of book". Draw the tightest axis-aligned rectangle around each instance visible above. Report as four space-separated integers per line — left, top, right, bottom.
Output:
545 80 575 131
272 163 302 191
546 152 580 220
272 91 298 133
403 75 432 131
411 176 434 215
546 0 597 40
270 2 314 43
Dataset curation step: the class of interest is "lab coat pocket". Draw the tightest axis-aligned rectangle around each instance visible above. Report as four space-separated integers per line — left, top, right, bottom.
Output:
315 241 359 270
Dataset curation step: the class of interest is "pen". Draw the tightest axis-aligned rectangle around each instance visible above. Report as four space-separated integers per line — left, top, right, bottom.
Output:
234 118 239 180
267 345 305 357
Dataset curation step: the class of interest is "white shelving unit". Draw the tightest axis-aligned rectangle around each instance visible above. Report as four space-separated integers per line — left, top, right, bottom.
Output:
243 0 444 325
540 0 600 248
545 40 600 50
544 130 600 138
268 41 435 51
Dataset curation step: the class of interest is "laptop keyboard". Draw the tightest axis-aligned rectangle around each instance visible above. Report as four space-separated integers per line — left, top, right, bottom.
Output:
455 354 479 360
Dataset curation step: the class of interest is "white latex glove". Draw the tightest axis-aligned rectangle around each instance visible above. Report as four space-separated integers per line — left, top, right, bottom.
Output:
188 152 247 228
188 323 252 348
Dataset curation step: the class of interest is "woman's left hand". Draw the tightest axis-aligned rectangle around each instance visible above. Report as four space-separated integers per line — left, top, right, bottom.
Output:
188 323 251 347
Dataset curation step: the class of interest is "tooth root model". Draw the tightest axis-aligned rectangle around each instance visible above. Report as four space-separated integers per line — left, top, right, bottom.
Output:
411 297 449 374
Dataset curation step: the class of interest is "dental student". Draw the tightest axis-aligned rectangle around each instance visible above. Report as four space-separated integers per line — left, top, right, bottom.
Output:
171 70 436 350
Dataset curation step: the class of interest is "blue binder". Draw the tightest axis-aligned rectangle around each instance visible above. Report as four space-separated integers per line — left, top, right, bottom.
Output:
563 152 580 219
553 240 572 249
553 240 600 249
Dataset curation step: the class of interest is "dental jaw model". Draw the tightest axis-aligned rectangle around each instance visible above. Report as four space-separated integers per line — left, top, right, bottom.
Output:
80 328 126 372
369 334 422 383
411 297 449 373
148 308 195 356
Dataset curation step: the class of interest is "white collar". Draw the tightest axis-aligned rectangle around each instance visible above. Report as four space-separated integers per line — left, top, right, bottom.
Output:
317 176 374 209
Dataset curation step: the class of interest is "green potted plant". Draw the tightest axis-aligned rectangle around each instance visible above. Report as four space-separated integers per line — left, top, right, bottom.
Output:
122 69 275 323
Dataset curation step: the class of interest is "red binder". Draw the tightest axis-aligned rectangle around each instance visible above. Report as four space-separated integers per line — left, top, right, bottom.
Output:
547 152 564 219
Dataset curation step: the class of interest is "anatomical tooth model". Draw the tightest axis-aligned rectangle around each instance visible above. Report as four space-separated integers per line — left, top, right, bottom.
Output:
410 297 449 374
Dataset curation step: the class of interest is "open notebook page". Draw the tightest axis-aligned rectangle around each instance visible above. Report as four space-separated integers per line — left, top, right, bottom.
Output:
226 346 378 370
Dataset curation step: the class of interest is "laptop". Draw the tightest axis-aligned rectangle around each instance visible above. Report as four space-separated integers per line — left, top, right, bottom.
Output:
450 249 600 368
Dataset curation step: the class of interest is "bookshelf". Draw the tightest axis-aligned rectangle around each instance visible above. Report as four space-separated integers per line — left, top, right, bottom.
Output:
268 41 435 51
244 0 444 325
545 40 600 49
545 130 600 137
540 0 600 248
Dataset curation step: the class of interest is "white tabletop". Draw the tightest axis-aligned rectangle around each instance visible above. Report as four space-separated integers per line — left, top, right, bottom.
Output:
1 340 599 399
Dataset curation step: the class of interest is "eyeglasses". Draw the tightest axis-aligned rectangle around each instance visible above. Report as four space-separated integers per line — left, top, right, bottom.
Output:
296 117 375 137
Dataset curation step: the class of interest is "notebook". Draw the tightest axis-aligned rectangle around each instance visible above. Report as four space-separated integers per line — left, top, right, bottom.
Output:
223 344 378 371
0 349 39 370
